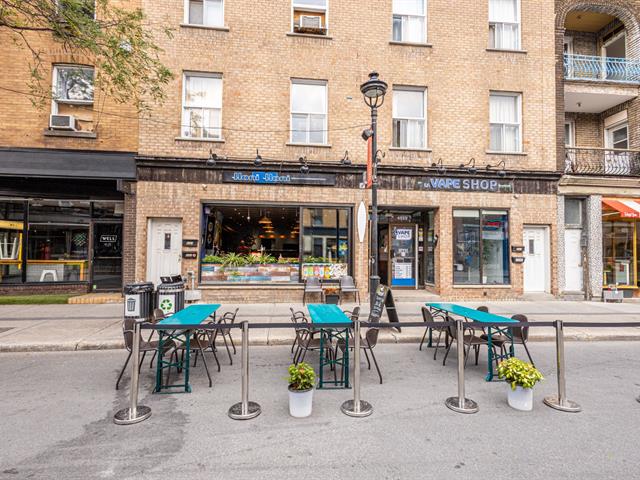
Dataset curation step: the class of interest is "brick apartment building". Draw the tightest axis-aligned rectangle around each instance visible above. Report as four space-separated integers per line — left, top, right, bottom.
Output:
6 0 638 302
556 0 640 300
132 0 560 302
0 1 139 294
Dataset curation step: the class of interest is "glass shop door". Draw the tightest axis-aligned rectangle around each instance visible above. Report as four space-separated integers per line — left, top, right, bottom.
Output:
389 224 418 288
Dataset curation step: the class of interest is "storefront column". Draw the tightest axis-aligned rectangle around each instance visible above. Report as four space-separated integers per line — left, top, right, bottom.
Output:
121 182 137 286
586 195 603 300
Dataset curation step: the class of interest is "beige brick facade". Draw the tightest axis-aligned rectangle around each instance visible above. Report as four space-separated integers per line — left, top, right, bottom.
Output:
132 0 560 301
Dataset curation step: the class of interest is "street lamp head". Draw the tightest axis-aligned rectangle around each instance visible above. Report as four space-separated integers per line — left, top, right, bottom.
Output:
360 71 388 108
254 149 263 167
361 128 374 141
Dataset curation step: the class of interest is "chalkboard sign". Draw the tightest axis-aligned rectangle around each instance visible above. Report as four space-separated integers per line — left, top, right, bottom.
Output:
368 285 401 331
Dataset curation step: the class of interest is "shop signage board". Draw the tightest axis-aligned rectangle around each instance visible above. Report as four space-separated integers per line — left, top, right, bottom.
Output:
368 284 400 328
417 177 512 193
222 171 336 186
100 235 117 243
357 201 367 243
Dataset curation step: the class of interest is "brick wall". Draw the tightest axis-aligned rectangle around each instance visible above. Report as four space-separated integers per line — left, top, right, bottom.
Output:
139 0 557 174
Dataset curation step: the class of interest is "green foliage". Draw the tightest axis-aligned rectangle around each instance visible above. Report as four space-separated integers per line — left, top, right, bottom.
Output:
253 253 276 265
303 256 330 264
1 0 173 110
497 357 544 390
221 253 248 267
202 254 224 264
287 362 315 391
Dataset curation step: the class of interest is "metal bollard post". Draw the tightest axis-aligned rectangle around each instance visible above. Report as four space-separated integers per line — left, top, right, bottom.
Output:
228 321 261 420
445 319 479 414
544 320 581 412
341 320 373 417
114 319 152 425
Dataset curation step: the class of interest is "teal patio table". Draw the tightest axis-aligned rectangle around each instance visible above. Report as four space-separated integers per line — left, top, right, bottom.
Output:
426 303 517 381
155 304 221 393
307 304 351 389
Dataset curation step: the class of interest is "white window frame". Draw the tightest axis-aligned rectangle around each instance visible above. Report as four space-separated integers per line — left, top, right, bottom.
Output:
290 79 328 145
392 0 427 44
488 0 521 50
51 64 95 115
605 121 629 150
489 91 522 153
292 0 328 34
392 87 427 149
183 0 224 27
181 72 223 140
564 120 575 147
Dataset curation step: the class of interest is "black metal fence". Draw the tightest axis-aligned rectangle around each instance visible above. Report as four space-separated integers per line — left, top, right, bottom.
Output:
565 148 640 176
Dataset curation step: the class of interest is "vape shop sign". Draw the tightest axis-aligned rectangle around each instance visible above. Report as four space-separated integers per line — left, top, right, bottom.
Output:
417 177 511 193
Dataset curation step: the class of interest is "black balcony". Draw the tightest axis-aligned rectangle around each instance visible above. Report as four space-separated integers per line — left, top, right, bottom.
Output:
565 147 640 176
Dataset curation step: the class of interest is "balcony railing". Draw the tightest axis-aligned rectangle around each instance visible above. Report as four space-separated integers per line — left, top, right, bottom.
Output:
564 54 640 84
565 147 640 176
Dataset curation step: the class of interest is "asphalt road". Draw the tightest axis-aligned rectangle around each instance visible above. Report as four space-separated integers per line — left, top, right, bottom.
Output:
1 342 639 480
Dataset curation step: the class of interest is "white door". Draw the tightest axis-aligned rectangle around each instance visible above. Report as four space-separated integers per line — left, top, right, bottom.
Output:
147 218 182 286
523 227 549 293
564 229 583 292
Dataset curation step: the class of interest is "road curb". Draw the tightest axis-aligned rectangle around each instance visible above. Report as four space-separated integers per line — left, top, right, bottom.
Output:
2 333 640 352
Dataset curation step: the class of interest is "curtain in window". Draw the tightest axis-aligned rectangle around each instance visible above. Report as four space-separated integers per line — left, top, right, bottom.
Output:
291 82 327 144
204 0 223 26
489 0 517 23
393 89 425 148
490 94 519 152
489 0 518 49
183 75 222 138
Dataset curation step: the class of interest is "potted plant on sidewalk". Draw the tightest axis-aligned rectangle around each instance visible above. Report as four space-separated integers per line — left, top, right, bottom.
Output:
497 357 543 411
287 362 315 418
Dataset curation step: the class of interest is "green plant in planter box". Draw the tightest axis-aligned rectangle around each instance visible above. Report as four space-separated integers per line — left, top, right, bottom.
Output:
287 362 315 391
497 357 544 390
222 253 249 267
203 254 224 264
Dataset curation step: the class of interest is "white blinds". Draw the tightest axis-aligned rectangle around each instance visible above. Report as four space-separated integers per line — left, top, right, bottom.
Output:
489 0 517 22
393 0 424 15
291 82 326 114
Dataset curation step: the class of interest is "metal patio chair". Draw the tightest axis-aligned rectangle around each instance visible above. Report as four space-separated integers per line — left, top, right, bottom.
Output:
115 317 175 390
339 275 361 305
303 277 324 305
336 307 382 384
212 308 238 365
441 318 497 367
420 306 449 360
511 314 535 366
289 308 308 354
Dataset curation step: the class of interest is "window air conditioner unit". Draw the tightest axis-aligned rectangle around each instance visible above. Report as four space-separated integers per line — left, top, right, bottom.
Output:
50 114 77 131
300 15 322 28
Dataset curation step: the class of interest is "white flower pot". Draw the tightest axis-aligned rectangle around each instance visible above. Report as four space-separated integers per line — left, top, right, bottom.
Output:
507 384 533 411
288 387 314 418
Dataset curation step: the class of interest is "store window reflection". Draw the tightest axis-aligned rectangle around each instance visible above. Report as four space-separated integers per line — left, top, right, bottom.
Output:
0 201 25 283
301 208 349 280
453 209 510 285
603 221 635 287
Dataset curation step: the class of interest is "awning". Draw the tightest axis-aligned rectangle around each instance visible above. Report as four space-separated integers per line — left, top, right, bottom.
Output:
602 198 640 218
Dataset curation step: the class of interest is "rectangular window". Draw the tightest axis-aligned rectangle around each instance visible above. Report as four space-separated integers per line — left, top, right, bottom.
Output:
181 73 222 139
290 80 327 145
489 0 520 50
0 201 25 284
565 198 583 227
489 92 521 152
606 123 629 150
392 0 426 43
52 65 94 111
603 221 635 287
292 0 328 35
453 209 510 285
392 88 426 149
185 0 223 27
301 208 349 280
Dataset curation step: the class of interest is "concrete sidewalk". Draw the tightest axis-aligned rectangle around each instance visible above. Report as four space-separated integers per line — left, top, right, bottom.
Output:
1 300 639 352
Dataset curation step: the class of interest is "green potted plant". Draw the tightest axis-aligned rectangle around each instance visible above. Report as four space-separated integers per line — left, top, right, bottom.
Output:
497 357 544 411
287 362 315 418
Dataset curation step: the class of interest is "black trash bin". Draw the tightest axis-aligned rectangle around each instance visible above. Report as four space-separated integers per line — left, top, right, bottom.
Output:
156 279 185 316
123 282 155 320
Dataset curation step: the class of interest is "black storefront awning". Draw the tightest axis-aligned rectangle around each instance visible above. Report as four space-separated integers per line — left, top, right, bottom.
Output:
0 147 136 180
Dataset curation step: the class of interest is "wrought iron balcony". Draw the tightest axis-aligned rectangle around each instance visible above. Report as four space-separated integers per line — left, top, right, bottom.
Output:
565 147 640 176
564 54 640 84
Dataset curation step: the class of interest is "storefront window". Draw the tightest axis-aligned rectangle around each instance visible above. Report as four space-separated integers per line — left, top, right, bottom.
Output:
0 201 25 284
453 209 509 285
301 208 349 280
200 204 351 284
603 221 636 287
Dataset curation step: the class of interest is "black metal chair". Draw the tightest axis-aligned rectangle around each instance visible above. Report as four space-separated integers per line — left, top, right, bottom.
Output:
420 306 449 360
303 277 324 305
336 307 382 384
339 275 360 304
511 314 535 366
212 308 238 365
442 318 498 367
115 317 175 390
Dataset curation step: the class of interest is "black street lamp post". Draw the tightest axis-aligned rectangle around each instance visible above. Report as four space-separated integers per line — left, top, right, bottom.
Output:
360 72 388 306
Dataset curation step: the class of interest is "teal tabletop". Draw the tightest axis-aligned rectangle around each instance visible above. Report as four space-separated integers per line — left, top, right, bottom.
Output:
426 303 516 323
307 304 351 324
158 304 221 326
